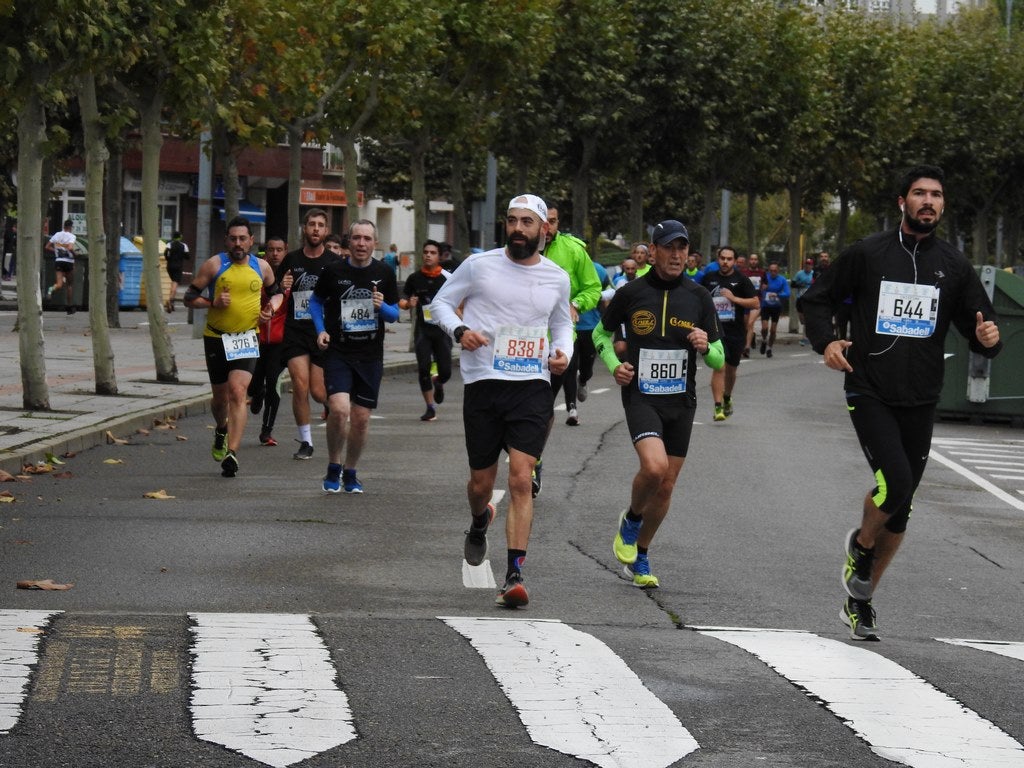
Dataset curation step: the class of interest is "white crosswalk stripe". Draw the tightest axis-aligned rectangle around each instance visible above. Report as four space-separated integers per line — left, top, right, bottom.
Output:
931 437 1024 509
0 610 60 735
189 613 356 768
699 627 1024 768
442 616 699 768
2 610 1023 766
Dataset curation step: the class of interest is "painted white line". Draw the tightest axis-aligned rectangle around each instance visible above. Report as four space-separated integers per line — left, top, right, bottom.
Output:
929 448 1024 512
441 617 698 768
965 461 1024 469
591 387 611 395
0 610 60 735
937 638 1024 663
189 613 355 768
462 490 503 589
700 628 1024 768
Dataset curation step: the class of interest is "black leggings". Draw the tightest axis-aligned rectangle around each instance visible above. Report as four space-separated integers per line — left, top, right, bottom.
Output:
251 342 285 432
576 329 596 385
416 325 452 392
846 393 934 534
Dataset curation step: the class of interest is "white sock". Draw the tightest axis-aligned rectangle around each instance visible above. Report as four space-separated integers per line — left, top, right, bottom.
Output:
298 424 312 445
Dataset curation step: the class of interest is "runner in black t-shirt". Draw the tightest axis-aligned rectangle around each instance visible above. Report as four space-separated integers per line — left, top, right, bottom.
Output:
594 220 724 589
310 219 400 495
275 209 340 460
700 246 759 421
400 239 452 422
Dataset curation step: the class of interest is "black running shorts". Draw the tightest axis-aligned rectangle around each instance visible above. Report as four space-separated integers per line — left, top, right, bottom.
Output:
463 379 554 470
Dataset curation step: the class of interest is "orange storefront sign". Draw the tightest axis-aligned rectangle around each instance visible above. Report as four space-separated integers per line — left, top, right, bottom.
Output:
299 188 365 207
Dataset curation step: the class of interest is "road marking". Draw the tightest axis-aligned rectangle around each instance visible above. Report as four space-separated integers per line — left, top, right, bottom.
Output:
698 627 1024 768
189 613 355 768
441 616 698 768
0 610 60 734
462 490 503 589
937 638 1024 662
928 448 1024 512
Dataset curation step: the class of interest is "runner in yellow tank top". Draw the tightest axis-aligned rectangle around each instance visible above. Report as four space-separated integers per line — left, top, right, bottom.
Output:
185 217 284 477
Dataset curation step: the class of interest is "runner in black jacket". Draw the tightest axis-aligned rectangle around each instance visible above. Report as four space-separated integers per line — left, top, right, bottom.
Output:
801 165 1002 641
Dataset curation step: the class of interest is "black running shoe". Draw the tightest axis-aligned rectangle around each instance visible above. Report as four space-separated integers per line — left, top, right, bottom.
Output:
249 390 264 415
531 460 543 498
211 427 229 461
220 451 239 478
495 572 529 608
293 441 314 460
842 528 874 601
841 596 879 641
420 406 437 422
464 503 496 566
433 377 445 405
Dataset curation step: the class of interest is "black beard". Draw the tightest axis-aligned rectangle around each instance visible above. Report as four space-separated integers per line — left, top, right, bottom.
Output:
905 213 939 235
508 234 540 261
229 250 247 261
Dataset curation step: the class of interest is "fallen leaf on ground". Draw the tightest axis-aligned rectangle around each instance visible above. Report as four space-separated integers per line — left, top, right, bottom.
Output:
105 430 129 445
136 428 150 436
143 489 175 499
175 435 188 442
17 627 43 634
0 470 17 482
45 452 65 466
103 458 125 465
22 463 52 475
0 495 15 504
61 451 77 459
51 471 73 479
16 579 74 590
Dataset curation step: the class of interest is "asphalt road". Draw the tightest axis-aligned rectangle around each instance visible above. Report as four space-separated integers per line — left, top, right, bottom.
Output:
2 345 1023 768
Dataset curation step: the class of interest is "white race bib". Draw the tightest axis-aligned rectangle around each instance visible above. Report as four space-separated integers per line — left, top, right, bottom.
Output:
422 304 433 323
764 291 780 306
638 348 687 395
492 325 547 374
340 298 376 333
221 329 259 360
875 280 939 338
713 295 735 322
293 289 313 321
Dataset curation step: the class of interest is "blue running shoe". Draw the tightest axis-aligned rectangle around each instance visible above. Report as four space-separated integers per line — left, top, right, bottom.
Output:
623 554 659 589
613 509 642 564
322 463 342 494
343 468 363 494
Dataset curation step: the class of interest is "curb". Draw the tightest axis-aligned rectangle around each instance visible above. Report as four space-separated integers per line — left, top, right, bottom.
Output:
0 359 423 476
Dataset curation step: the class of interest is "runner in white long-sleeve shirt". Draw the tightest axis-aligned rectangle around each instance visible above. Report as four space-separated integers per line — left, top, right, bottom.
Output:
430 194 574 608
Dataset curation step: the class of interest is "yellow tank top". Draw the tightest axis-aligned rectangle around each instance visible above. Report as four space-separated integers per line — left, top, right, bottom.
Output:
204 255 265 337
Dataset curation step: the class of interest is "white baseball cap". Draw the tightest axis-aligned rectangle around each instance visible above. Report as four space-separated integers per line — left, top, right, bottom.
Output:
507 194 548 222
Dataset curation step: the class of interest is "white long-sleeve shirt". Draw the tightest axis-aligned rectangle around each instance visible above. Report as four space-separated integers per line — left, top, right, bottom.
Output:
430 248 574 384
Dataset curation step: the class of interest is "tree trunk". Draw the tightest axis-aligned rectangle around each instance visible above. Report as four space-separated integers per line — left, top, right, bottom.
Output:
627 171 644 244
571 135 595 245
701 179 717 253
341 136 361 225
450 153 470 257
287 125 303 247
971 215 989 265
16 80 49 410
140 92 179 382
836 186 850 253
105 146 123 327
1005 213 1020 267
222 151 240 223
787 180 803 333
410 136 428 254
79 74 117 395
745 189 757 253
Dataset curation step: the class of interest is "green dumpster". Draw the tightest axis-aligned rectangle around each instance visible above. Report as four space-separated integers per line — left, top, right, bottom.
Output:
936 266 1024 425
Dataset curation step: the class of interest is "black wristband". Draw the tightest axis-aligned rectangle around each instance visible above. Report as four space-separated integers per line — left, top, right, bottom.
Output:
454 325 469 343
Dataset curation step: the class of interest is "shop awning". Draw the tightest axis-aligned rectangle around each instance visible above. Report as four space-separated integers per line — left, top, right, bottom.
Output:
219 199 266 224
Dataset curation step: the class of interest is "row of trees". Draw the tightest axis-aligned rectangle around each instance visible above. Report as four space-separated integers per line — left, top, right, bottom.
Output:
2 0 1022 410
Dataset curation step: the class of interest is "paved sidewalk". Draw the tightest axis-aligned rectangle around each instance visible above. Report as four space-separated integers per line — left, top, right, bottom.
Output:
0 282 419 473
